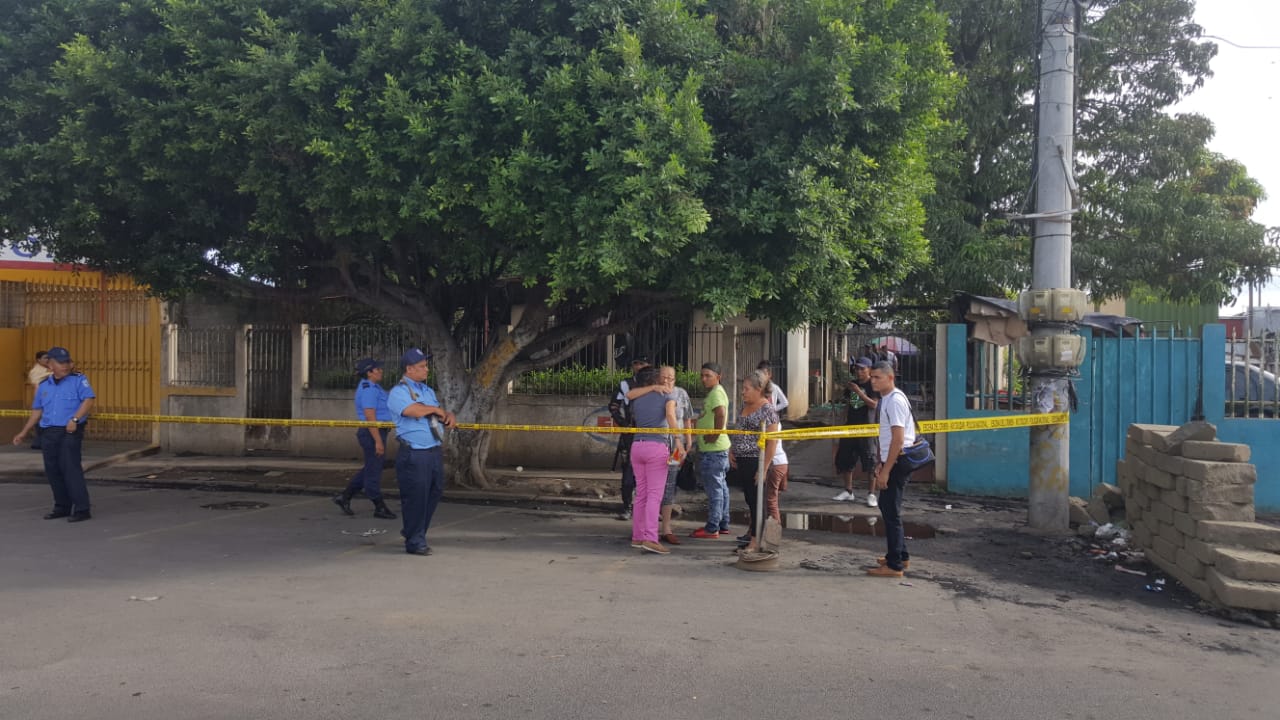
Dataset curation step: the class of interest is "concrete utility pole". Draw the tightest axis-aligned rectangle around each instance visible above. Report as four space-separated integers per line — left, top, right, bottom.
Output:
1025 0 1080 531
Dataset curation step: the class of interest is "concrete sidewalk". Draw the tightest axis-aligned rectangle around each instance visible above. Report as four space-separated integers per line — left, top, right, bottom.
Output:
0 429 954 527
0 439 157 479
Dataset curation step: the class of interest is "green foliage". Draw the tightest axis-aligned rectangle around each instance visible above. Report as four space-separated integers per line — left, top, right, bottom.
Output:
513 366 631 396
917 0 1278 306
0 0 954 487
512 364 707 397
0 0 954 328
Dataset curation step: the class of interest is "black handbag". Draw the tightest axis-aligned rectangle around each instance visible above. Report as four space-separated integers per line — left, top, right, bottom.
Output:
675 457 698 491
900 438 934 471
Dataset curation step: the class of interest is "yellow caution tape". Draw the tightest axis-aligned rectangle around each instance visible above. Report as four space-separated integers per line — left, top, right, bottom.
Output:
0 409 1068 439
774 412 1071 441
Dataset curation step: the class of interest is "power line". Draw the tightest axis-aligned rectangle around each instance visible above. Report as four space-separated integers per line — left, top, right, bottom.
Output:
1201 34 1280 51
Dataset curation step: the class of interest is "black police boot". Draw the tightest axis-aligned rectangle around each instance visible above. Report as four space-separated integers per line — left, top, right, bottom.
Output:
372 499 397 520
332 489 356 516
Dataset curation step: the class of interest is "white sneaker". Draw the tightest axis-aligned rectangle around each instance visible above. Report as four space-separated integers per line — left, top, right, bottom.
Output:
833 490 853 502
866 494 879 508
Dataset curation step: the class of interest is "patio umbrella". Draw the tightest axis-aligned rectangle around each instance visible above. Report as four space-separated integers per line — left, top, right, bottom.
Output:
868 336 920 355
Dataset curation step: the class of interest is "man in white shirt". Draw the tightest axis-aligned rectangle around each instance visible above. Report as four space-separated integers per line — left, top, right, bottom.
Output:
866 361 918 578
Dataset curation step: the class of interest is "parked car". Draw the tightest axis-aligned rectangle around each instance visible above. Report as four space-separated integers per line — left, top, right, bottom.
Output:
1225 360 1280 417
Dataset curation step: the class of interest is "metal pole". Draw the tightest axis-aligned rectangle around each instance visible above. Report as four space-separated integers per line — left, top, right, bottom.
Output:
1028 0 1075 531
755 421 767 543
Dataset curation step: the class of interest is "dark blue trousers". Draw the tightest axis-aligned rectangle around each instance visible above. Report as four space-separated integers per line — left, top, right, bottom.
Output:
398 447 444 552
878 462 914 570
41 426 90 514
344 428 389 500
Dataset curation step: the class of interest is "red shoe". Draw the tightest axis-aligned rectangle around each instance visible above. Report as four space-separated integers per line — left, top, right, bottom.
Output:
689 528 720 539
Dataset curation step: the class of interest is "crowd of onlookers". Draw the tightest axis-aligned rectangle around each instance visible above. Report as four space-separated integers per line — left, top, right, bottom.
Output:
606 350 925 577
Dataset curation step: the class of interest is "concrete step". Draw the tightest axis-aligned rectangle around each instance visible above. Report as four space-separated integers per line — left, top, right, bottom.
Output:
1206 568 1280 612
1213 546 1280 583
1198 521 1280 552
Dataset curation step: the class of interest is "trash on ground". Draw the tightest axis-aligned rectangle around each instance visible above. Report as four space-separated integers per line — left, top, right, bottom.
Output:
1094 523 1121 540
341 528 387 538
1071 524 1143 569
128 596 162 602
1115 565 1147 576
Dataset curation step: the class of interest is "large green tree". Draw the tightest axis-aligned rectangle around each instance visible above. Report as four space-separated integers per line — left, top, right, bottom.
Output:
0 0 955 485
917 0 1277 306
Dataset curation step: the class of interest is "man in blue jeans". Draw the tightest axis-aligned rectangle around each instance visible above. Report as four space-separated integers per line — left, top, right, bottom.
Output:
387 348 455 556
690 362 732 539
866 361 918 577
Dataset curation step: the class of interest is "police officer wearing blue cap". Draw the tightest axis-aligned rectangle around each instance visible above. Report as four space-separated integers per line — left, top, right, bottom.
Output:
332 357 398 520
387 348 455 556
11 346 96 522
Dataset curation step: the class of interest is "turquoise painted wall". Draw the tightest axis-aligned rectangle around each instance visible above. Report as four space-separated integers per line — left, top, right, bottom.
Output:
942 323 1279 512
1201 324 1280 512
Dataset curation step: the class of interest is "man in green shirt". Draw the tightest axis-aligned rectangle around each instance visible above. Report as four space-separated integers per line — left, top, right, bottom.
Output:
691 362 732 538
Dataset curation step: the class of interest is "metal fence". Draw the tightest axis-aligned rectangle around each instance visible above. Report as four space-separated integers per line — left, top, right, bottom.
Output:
167 326 237 387
305 324 417 390
245 325 292 451
626 311 689 368
1225 328 1280 418
839 328 936 412
966 340 1025 412
513 312 713 396
962 323 1210 416
23 283 98 325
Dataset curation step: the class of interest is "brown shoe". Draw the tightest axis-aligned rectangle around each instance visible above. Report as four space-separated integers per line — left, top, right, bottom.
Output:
877 557 910 569
660 533 682 546
867 565 904 578
639 541 670 555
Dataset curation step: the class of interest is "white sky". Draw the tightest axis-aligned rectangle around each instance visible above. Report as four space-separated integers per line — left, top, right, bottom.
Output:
1170 1 1280 313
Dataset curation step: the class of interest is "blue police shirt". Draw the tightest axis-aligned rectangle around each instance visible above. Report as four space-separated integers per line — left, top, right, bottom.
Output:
354 380 393 423
387 379 442 450
33 372 96 427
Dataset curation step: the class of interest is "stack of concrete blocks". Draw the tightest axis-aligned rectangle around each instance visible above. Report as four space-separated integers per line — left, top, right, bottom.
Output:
1118 422 1280 612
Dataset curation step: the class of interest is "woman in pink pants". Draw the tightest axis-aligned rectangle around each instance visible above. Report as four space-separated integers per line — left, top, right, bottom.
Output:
627 366 678 554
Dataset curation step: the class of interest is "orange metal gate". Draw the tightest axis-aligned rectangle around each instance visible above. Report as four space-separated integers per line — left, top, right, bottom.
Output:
3 270 161 442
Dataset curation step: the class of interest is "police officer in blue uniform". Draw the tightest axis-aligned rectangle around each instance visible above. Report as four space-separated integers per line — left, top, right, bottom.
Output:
332 357 398 519
387 348 455 556
11 346 96 522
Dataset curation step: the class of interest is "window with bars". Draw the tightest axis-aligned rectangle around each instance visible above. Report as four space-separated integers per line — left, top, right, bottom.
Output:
0 282 24 328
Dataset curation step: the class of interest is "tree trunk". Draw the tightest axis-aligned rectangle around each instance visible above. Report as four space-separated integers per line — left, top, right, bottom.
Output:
442 367 504 489
407 285 656 489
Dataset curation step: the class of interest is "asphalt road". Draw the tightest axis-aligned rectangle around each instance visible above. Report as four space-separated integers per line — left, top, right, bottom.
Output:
2 483 1278 720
